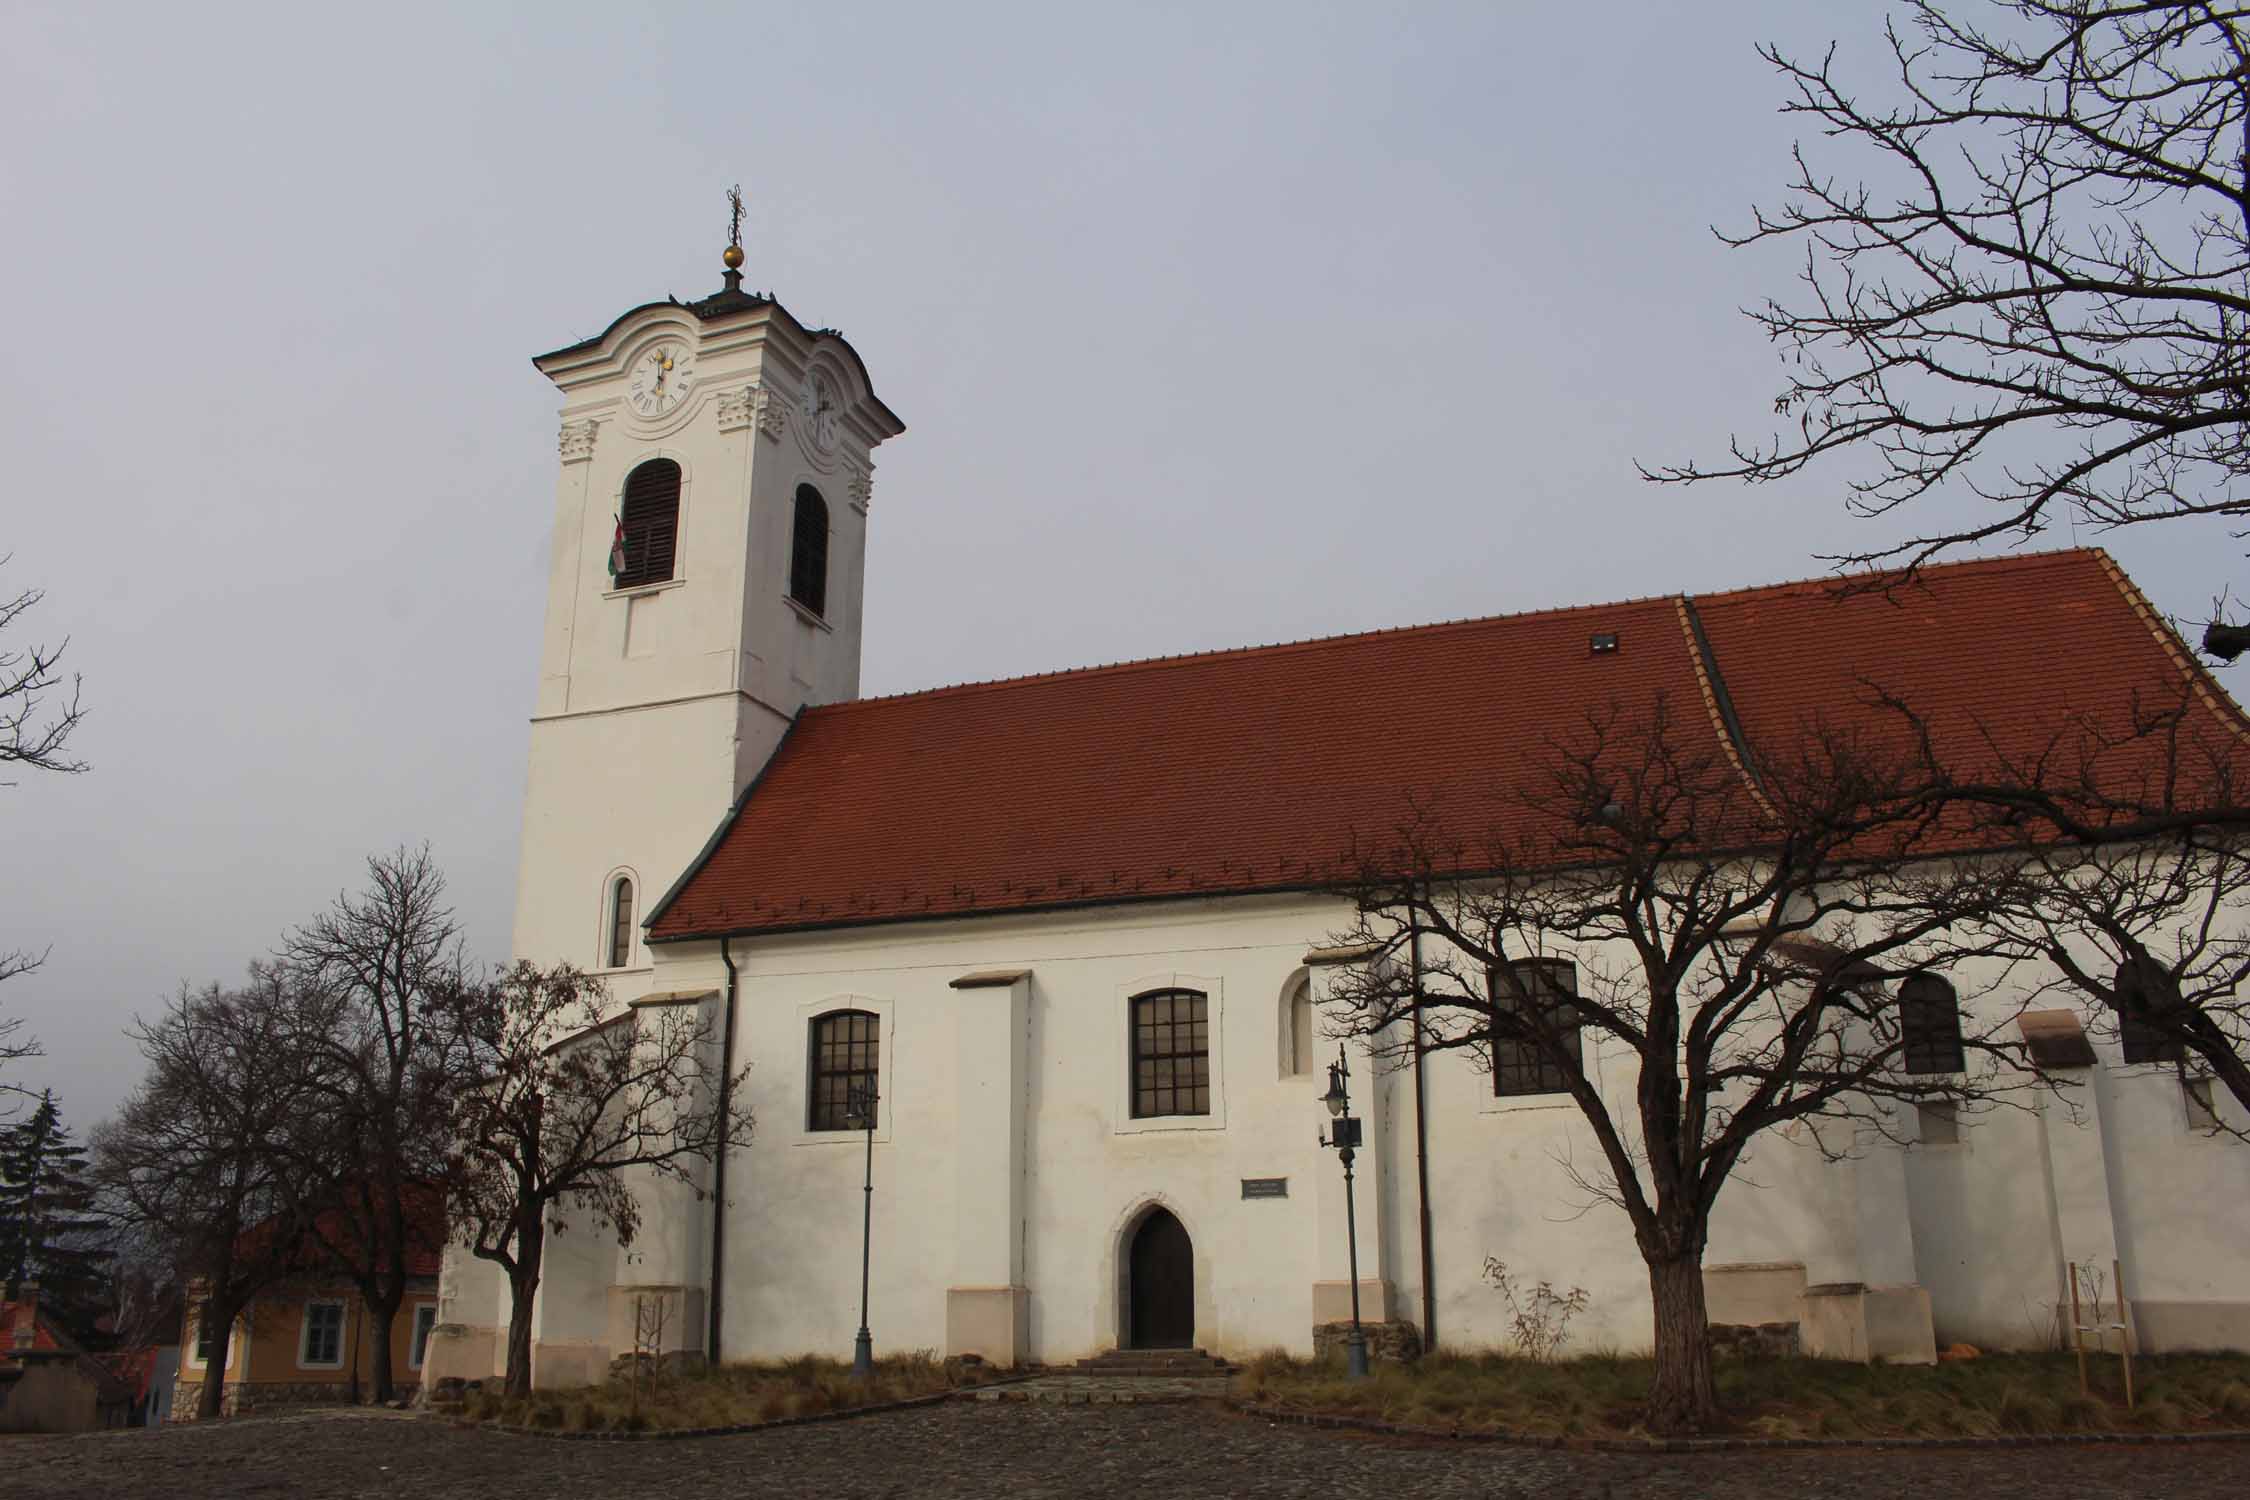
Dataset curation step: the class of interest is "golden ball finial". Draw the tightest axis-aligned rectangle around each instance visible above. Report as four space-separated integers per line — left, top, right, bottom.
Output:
723 244 745 270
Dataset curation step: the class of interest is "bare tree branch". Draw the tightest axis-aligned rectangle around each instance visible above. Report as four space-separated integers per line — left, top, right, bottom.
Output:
1644 3 2250 613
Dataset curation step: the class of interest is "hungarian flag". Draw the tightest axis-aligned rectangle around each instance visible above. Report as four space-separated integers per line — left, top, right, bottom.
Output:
607 514 628 582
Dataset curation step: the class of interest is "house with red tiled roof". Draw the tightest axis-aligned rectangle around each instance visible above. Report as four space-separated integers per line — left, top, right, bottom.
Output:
1 1284 135 1432
429 250 2250 1393
177 1198 444 1419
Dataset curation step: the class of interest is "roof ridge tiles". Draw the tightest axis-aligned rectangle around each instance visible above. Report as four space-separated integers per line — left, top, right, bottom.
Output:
819 547 2111 714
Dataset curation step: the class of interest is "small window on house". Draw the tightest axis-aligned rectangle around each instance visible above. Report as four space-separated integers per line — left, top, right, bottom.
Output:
193 1311 217 1365
789 485 830 617
606 875 635 969
1899 974 1966 1075
409 1304 438 1370
1917 1100 1961 1145
300 1300 346 1368
2184 1077 2221 1133
2117 956 2187 1065
1287 977 1315 1077
1489 959 1582 1098
612 459 681 590
1132 989 1210 1118
808 1010 879 1131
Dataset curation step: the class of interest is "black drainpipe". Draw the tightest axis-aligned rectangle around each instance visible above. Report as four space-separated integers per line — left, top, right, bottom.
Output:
708 935 740 1366
1411 912 1437 1351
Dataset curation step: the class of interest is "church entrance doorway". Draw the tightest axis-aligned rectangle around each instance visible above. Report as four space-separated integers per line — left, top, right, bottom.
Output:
1126 1207 1194 1349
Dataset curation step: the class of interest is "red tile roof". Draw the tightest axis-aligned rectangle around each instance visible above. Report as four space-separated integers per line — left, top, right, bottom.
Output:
234 1187 447 1280
1 1301 66 1356
648 549 2250 941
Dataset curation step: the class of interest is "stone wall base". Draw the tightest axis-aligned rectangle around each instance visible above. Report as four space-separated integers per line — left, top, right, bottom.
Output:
1709 1321 1802 1359
1313 1319 1422 1365
170 1378 415 1421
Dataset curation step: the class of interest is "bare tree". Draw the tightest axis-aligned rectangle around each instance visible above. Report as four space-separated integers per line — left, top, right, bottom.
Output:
1 561 84 1102
1324 696 2031 1434
1927 692 2250 1122
1645 3 2250 611
432 962 751 1398
91 969 338 1419
0 563 82 782
1980 830 2250 1128
276 846 461 1403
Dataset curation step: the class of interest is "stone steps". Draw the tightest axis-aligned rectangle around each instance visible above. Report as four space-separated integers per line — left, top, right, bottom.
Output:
1071 1348 1235 1376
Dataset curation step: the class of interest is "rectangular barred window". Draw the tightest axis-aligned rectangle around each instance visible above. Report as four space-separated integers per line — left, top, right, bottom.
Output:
808 1010 880 1131
1490 959 1583 1098
301 1301 345 1368
1132 990 1210 1118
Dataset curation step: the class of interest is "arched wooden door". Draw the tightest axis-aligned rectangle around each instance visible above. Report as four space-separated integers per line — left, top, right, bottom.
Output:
1127 1207 1194 1349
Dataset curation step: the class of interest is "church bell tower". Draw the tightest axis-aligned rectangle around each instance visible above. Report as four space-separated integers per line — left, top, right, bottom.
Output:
512 208 906 987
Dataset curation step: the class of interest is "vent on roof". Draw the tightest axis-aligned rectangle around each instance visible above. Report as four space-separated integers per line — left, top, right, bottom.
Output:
1590 632 1620 655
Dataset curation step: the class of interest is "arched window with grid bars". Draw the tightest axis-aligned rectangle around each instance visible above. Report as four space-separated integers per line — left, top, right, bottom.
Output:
807 1009 879 1131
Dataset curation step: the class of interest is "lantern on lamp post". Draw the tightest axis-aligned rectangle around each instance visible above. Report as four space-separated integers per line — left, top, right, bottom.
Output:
846 1080 878 1380
1319 1045 1370 1379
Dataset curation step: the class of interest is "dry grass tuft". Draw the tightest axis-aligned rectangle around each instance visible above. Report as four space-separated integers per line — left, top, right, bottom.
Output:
1234 1350 2250 1441
459 1350 988 1433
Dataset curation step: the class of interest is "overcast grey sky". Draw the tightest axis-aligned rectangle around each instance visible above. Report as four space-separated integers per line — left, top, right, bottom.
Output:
4 1 2240 1133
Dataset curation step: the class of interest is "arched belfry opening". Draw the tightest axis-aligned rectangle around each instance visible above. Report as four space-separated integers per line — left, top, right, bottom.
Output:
1125 1206 1194 1350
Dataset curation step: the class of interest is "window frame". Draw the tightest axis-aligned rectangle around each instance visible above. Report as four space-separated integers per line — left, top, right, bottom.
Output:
606 874 635 970
1898 973 1967 1075
298 1298 348 1371
1284 973 1316 1079
190 1310 220 1369
788 484 830 618
2118 956 2188 1065
1130 988 1212 1120
806 1008 881 1133
408 1303 438 1371
1487 958 1584 1099
611 458 683 592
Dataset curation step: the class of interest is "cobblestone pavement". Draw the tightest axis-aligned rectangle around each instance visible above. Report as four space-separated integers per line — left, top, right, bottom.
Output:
8 1398 2247 1499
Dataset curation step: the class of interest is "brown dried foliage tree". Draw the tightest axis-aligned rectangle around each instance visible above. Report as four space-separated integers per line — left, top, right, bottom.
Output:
431 962 752 1398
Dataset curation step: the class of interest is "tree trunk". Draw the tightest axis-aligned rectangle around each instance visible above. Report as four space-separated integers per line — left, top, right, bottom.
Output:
1644 1253 1717 1435
364 1285 400 1402
502 1213 545 1400
504 1273 538 1399
196 1296 243 1421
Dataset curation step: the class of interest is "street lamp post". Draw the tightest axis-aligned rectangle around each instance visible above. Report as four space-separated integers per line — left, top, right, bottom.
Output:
848 1080 877 1380
1319 1045 1370 1380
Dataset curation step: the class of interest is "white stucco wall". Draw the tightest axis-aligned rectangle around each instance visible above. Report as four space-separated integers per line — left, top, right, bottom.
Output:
456 874 2250 1378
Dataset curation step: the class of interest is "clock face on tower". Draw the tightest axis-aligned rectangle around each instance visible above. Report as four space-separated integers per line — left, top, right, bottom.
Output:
627 341 696 418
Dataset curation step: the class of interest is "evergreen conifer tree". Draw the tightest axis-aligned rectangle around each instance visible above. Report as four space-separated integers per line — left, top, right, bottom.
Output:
0 1090 112 1339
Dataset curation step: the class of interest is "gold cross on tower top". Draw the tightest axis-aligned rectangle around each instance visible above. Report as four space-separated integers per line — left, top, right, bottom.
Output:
724 185 746 270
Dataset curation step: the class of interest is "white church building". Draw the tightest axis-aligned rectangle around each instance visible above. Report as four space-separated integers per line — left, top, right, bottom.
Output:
431 247 2250 1388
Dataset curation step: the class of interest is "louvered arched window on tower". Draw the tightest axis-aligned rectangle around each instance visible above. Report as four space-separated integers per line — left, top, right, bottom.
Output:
612 459 680 590
789 484 830 617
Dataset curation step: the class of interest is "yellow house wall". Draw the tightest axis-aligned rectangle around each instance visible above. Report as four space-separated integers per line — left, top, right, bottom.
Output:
183 1281 440 1397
